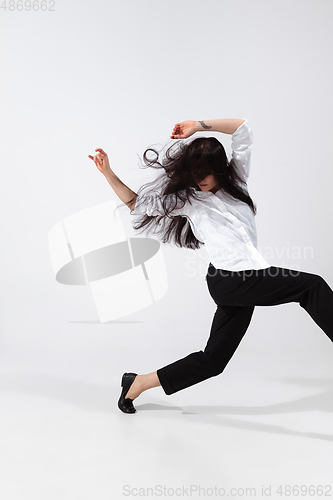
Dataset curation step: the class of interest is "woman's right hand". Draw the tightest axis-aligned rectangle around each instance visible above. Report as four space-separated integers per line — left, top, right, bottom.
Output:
170 120 198 139
88 148 111 175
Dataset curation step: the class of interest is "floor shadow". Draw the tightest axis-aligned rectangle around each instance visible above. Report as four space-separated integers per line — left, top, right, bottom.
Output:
136 402 333 442
1 372 333 442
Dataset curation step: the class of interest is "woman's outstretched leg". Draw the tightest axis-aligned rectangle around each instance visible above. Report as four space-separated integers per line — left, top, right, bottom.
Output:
155 266 333 397
124 305 254 400
206 266 333 342
157 304 255 395
124 266 333 403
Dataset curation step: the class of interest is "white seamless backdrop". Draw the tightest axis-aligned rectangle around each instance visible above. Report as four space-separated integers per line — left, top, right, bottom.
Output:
2 0 333 393
1 1 333 498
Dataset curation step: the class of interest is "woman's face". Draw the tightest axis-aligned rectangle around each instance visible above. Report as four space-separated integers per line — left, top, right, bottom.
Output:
195 174 220 194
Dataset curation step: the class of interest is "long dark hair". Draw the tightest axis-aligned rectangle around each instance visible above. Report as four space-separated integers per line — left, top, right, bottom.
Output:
123 136 257 250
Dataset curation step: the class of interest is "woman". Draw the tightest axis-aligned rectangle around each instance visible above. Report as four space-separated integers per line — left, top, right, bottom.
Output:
89 117 333 414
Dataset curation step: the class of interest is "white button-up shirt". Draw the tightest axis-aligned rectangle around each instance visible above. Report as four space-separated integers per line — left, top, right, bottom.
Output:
131 119 270 271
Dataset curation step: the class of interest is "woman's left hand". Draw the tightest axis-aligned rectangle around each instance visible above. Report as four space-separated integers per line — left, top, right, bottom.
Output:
170 120 197 139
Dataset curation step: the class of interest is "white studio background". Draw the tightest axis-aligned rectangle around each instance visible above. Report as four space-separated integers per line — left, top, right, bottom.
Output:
1 0 333 498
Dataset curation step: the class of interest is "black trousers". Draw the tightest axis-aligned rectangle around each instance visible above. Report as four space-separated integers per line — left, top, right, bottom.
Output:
157 264 333 395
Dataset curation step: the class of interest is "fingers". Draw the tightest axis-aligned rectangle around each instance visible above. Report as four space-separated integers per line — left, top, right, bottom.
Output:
171 123 183 139
95 148 107 156
89 152 103 161
89 149 107 165
88 153 103 167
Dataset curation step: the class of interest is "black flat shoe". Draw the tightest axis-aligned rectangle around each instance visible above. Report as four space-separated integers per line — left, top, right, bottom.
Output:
118 372 138 414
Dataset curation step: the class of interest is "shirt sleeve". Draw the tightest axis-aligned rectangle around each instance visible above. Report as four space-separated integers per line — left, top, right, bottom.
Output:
130 193 188 217
231 119 253 183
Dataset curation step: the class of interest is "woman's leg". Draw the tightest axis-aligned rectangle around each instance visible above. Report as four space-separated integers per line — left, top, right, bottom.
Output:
125 306 254 399
157 265 333 396
157 304 255 395
126 306 254 399
206 266 333 339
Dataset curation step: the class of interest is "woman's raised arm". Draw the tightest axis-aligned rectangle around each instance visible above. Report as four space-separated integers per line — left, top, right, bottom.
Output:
171 118 245 139
88 148 138 210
